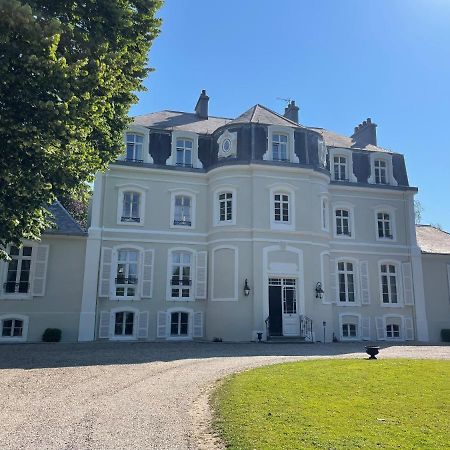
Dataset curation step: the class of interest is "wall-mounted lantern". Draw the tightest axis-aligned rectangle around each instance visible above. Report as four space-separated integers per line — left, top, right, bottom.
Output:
244 279 251 296
315 282 324 299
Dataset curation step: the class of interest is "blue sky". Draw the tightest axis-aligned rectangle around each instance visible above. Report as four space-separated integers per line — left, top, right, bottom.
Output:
130 0 450 230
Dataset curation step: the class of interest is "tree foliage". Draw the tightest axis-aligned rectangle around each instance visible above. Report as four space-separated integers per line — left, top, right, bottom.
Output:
0 0 162 258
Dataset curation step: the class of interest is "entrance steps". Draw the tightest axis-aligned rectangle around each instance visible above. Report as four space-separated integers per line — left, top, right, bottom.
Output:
265 336 313 344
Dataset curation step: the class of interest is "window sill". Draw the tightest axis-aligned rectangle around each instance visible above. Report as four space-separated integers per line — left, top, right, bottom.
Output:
214 221 236 227
0 295 32 301
0 337 26 343
109 297 140 302
166 335 192 341
334 234 354 240
109 335 137 341
167 298 194 302
380 303 404 308
118 221 144 227
336 302 360 307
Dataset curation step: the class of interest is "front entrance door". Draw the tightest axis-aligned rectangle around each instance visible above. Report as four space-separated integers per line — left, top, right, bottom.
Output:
268 277 299 336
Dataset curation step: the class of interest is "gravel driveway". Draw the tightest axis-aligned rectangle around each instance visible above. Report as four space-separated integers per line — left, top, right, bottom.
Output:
0 342 449 450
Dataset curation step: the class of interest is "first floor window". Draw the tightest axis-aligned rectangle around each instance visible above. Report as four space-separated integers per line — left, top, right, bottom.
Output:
272 134 288 161
375 160 387 184
170 312 189 336
4 246 32 294
377 212 392 238
381 264 398 304
336 209 351 236
176 139 193 167
322 198 329 230
2 319 23 337
386 323 400 338
338 261 355 302
115 250 138 297
333 156 347 181
122 191 141 223
126 133 143 162
171 251 192 299
342 323 357 338
274 193 289 223
174 195 192 226
114 311 134 336
219 192 233 222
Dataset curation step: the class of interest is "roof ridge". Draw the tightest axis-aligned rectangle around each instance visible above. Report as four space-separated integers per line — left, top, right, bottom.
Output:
255 103 304 128
133 110 233 121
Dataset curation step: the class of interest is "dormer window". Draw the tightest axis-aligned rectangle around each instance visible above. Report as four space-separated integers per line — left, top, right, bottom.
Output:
368 153 397 186
176 139 193 167
264 126 298 163
126 133 144 162
374 159 387 184
272 134 288 161
329 148 357 182
333 156 347 181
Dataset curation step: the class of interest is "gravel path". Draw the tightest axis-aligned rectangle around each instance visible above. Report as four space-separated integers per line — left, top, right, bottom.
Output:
0 342 448 450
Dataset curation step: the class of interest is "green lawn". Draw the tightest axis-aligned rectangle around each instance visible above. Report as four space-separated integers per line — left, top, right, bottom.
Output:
212 359 450 450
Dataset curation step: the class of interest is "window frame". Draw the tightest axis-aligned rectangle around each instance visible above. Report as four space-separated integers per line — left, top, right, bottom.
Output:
263 126 298 163
378 260 403 307
336 259 358 305
170 190 197 229
175 138 194 168
320 195 330 232
166 131 202 169
213 186 237 226
110 246 143 301
167 248 195 302
329 148 357 182
165 307 194 340
269 185 296 231
333 203 355 240
383 315 404 340
373 206 397 242
368 153 397 186
339 313 361 341
121 125 152 164
109 307 139 341
0 314 29 342
116 185 147 227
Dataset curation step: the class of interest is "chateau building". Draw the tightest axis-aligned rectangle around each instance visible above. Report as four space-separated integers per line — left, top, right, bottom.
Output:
1 91 450 343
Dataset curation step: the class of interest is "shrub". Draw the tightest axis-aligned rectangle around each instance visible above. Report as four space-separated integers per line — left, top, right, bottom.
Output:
42 328 62 342
441 329 450 342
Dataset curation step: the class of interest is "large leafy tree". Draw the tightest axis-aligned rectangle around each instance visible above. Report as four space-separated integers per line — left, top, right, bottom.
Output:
0 0 162 258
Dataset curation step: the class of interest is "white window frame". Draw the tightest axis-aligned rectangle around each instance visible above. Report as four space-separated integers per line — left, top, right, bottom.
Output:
167 248 195 302
329 148 357 182
378 260 403 307
269 185 296 231
336 259 359 305
166 307 194 341
109 307 139 341
213 186 237 226
373 206 397 242
383 314 404 341
121 125 153 164
170 189 197 229
0 314 29 342
333 202 355 239
166 131 202 169
368 153 397 186
116 185 147 226
339 313 361 341
263 126 298 163
320 195 330 232
110 246 142 301
175 137 194 168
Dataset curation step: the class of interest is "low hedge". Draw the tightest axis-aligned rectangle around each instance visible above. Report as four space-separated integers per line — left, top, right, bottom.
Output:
441 329 450 342
42 328 62 342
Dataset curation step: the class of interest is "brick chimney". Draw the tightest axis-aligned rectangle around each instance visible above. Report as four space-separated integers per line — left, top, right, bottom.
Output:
195 89 209 119
351 118 377 147
283 100 299 123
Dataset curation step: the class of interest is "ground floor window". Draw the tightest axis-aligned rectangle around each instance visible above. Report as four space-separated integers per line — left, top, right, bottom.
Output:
386 323 400 339
170 312 189 336
342 323 357 338
2 318 23 337
114 311 135 336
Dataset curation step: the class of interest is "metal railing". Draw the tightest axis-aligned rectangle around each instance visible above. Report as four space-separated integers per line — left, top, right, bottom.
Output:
3 282 29 294
115 277 138 285
300 315 313 341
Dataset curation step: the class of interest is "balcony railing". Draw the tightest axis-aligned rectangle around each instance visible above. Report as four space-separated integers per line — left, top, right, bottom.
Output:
3 282 30 294
115 277 138 285
171 278 192 286
173 219 192 226
121 216 141 223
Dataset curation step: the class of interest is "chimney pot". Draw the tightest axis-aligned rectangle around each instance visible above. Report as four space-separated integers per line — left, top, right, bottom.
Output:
351 117 378 147
283 99 300 123
195 89 209 119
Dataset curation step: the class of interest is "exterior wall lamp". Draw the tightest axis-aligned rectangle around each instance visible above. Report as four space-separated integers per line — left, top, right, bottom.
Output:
244 279 251 296
315 282 324 299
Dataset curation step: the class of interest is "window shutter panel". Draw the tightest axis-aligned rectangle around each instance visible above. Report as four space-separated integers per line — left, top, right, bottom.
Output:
359 261 370 305
141 250 154 298
98 311 110 338
403 317 414 341
375 317 384 340
193 311 203 338
195 251 207 299
32 245 49 296
361 317 371 341
402 262 414 305
329 259 337 303
137 311 149 339
157 311 167 338
98 248 113 298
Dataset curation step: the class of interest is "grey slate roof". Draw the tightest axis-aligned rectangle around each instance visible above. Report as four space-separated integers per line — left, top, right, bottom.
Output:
416 225 450 255
227 104 304 128
44 201 86 236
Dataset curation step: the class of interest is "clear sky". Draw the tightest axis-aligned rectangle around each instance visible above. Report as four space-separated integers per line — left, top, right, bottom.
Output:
130 0 450 231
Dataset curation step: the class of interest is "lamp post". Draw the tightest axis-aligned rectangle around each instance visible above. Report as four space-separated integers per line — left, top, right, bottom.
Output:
315 282 324 299
323 321 326 343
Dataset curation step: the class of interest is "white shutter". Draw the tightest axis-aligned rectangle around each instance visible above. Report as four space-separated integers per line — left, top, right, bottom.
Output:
402 262 414 305
329 259 337 303
359 261 370 305
141 250 154 298
361 317 371 341
32 244 49 296
98 248 113 298
193 311 203 338
195 251 207 299
403 316 414 341
375 317 385 340
157 311 167 338
137 311 149 339
98 311 110 338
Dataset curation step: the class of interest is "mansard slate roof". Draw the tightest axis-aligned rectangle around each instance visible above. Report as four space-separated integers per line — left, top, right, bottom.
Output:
44 201 86 236
416 225 450 255
227 104 304 128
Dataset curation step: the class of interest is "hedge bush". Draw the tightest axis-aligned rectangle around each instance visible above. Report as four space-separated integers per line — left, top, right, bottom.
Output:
42 328 62 342
441 329 450 342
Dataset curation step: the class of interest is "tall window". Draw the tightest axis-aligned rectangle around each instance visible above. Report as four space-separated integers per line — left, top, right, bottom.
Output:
338 261 355 303
381 264 398 304
333 156 347 181
176 139 193 167
2 318 23 337
170 312 189 336
342 323 357 338
322 198 329 231
219 192 233 222
126 133 143 162
115 250 138 298
386 323 400 338
272 134 288 161
114 311 134 336
4 246 32 294
274 193 289 223
174 195 192 226
374 160 387 184
335 209 351 236
377 212 392 239
121 192 141 223
171 251 192 299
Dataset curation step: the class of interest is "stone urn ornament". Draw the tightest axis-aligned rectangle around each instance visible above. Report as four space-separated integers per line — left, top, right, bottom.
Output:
365 345 380 360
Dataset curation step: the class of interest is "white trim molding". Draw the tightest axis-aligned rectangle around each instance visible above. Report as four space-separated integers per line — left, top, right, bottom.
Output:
217 129 238 159
332 201 355 240
338 313 361 341
368 152 397 186
108 306 140 341
166 247 195 302
263 125 298 163
166 130 202 169
170 189 197 230
269 184 296 231
116 185 146 227
334 257 361 306
211 245 239 301
378 259 404 307
213 185 237 226
122 125 153 164
373 204 397 242
329 147 357 182
165 306 195 341
0 314 29 343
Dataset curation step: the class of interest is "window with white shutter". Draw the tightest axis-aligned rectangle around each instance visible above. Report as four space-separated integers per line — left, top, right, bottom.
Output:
361 317 371 340
359 261 370 305
195 251 207 299
375 317 385 340
137 311 149 338
193 311 203 338
141 250 154 298
157 311 168 338
98 311 110 338
402 262 414 305
98 248 113 298
31 245 49 297
403 316 414 341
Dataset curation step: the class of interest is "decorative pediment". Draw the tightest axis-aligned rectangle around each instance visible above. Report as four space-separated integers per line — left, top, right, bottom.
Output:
217 129 237 159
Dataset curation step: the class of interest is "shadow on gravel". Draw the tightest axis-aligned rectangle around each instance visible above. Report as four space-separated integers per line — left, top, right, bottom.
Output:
0 341 414 370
